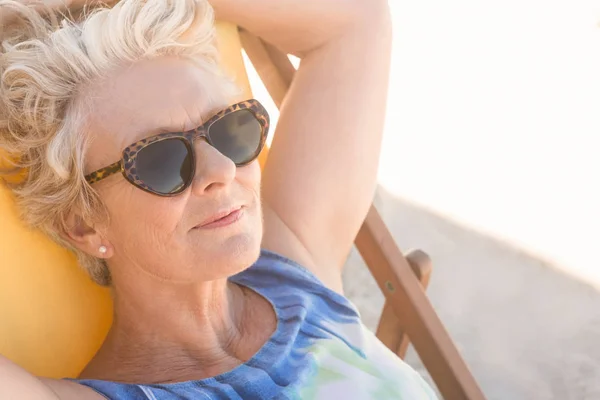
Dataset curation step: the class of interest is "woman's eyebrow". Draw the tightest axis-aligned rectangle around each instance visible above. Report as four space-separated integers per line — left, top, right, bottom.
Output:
128 125 176 143
130 104 226 141
124 124 182 145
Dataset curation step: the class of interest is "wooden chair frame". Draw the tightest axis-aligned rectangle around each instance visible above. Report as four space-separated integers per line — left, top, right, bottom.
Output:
239 30 486 400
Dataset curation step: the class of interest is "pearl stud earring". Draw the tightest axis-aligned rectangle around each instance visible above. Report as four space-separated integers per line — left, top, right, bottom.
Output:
99 245 107 255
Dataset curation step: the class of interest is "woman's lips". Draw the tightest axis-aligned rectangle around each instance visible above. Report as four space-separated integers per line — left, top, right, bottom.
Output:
195 207 244 229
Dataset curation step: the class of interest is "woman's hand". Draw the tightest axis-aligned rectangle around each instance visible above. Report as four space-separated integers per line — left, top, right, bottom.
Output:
213 0 393 292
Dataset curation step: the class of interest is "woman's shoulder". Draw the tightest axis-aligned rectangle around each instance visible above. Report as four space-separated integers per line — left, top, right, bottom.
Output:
42 378 107 400
232 249 362 323
235 249 344 297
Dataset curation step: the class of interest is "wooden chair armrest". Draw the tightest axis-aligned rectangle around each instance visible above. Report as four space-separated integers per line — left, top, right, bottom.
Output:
376 249 432 358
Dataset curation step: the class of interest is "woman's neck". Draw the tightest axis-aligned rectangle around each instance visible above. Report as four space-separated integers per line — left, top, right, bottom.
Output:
79 277 275 384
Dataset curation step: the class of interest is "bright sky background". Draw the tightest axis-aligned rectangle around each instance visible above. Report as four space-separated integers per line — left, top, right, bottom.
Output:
380 0 600 286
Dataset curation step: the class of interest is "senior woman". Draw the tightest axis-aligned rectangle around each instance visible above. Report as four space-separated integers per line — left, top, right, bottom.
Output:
0 0 436 398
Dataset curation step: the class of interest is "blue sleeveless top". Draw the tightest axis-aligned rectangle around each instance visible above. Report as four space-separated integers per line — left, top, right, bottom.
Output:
72 250 437 399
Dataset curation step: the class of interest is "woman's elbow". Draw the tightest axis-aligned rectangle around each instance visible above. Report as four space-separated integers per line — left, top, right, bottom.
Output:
346 0 391 26
343 0 392 41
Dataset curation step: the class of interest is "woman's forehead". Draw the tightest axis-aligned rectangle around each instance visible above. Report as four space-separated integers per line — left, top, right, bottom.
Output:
88 58 228 146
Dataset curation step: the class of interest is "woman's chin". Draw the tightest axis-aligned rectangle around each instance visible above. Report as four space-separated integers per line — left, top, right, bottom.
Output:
191 231 262 279
186 206 263 279
222 232 262 265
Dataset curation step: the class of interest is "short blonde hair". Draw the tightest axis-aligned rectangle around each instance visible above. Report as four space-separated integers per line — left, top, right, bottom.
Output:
0 0 237 285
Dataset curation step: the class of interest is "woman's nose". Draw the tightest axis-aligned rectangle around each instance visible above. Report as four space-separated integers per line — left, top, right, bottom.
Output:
190 139 236 195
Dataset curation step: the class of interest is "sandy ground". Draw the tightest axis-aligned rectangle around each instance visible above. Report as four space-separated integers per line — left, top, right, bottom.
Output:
342 187 600 400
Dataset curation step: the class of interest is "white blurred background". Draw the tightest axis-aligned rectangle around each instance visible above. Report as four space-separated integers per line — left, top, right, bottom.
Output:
380 0 600 287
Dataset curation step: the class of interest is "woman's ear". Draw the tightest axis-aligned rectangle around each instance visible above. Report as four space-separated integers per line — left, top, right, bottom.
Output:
60 211 113 259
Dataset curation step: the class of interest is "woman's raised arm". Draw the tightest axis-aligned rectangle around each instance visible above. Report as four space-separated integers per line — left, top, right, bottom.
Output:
212 0 392 292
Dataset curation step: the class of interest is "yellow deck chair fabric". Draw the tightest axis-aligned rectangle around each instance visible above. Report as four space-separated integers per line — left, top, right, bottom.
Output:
0 21 258 379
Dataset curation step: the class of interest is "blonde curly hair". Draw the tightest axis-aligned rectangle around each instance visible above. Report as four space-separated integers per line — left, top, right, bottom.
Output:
0 0 238 285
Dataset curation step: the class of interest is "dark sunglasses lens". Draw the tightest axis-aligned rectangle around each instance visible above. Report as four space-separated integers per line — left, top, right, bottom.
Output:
135 139 193 194
208 109 263 164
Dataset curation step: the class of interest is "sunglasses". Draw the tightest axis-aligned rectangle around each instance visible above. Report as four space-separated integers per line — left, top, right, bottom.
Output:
85 99 269 196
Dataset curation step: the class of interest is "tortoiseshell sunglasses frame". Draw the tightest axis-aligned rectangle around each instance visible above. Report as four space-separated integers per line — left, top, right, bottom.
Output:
85 99 270 196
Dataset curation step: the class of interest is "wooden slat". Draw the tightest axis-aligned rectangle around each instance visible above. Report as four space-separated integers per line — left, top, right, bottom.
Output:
376 250 432 359
239 30 291 108
375 301 404 353
407 249 433 288
240 31 485 400
356 207 485 400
